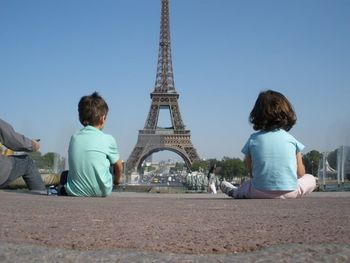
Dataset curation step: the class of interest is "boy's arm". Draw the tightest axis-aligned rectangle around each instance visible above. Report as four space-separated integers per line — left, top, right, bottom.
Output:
113 160 123 185
296 152 305 178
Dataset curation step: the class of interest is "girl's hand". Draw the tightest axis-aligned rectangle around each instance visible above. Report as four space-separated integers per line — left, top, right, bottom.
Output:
296 152 305 178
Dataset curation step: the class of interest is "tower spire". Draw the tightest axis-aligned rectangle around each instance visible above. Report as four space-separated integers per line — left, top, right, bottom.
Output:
154 0 175 93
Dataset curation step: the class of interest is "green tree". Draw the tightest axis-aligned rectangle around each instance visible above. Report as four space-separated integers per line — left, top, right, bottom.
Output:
191 160 211 172
175 162 185 171
302 150 322 176
28 151 42 163
169 162 184 174
217 157 247 181
28 152 57 171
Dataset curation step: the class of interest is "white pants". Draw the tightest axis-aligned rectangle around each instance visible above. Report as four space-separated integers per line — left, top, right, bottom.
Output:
209 183 217 194
234 174 316 199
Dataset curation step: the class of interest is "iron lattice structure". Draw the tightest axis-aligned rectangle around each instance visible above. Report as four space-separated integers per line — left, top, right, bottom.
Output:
126 0 200 173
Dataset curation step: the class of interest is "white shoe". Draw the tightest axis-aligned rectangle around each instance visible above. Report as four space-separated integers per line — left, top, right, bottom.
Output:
220 181 237 197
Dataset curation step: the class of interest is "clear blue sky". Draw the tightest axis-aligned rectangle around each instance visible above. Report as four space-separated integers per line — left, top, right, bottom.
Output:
1 0 349 163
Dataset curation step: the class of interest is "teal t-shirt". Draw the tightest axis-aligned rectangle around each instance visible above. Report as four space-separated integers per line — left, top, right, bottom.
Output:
241 129 304 191
65 126 120 197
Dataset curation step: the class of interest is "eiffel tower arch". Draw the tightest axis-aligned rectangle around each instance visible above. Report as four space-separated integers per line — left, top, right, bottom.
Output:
127 0 200 173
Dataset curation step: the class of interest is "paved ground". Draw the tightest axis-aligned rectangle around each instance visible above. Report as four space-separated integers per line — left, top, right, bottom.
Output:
0 190 349 262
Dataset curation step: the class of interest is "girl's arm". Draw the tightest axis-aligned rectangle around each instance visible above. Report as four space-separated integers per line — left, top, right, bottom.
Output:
296 152 305 178
244 155 252 177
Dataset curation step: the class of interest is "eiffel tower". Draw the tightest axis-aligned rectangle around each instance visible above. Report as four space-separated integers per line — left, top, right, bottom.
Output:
126 0 200 173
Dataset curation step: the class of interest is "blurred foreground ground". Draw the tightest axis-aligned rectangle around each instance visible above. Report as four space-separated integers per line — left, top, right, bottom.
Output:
0 190 349 262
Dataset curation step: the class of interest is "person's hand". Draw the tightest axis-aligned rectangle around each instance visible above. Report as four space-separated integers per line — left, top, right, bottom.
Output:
113 160 123 185
32 140 40 151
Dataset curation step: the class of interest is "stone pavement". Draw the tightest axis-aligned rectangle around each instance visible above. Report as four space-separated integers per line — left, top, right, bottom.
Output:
0 190 349 262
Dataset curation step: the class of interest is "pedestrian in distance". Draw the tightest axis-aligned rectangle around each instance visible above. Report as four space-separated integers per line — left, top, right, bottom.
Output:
0 118 47 194
207 164 217 194
59 92 123 197
221 90 316 199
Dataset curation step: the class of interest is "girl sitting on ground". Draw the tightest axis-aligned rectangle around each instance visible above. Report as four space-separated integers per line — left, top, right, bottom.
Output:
221 90 316 199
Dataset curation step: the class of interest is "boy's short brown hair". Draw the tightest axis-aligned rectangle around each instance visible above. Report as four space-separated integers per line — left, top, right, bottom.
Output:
78 92 109 127
249 90 296 131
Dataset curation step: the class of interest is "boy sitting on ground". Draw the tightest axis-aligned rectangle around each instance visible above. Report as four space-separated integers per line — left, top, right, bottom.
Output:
61 92 123 197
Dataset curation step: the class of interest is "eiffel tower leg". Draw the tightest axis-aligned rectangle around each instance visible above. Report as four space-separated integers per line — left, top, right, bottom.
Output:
127 133 201 175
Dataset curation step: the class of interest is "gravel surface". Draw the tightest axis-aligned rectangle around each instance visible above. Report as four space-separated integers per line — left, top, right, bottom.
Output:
0 190 349 262
1 242 349 262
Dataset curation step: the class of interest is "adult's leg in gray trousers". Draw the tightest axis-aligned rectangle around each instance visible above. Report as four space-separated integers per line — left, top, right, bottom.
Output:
4 155 46 192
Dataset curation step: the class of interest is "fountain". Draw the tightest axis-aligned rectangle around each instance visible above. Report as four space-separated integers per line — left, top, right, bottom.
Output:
318 146 350 191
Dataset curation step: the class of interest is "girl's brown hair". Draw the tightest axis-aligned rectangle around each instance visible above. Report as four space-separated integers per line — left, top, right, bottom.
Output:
249 90 296 131
78 92 109 126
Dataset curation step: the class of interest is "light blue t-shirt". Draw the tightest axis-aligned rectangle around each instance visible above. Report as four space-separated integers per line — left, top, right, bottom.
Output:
65 126 120 197
241 129 304 191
